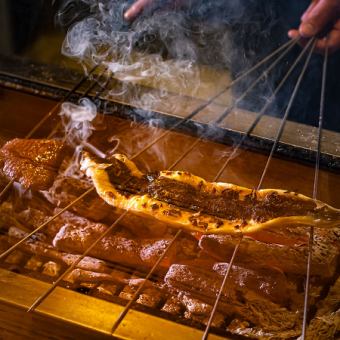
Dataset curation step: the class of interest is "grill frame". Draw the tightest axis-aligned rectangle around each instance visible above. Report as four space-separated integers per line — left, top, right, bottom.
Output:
0 268 226 340
1 55 340 171
0 51 338 338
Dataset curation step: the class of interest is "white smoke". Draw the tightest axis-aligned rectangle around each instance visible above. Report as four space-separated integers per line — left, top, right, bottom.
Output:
59 97 106 177
60 97 97 144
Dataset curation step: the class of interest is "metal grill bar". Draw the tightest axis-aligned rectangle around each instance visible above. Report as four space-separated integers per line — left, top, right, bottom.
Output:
168 38 299 170
47 68 112 140
301 40 329 340
202 38 316 340
20 39 300 317
106 39 303 334
0 65 99 200
0 69 114 261
0 39 294 264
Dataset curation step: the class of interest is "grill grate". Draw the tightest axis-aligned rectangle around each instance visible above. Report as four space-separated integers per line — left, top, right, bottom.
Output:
0 36 337 340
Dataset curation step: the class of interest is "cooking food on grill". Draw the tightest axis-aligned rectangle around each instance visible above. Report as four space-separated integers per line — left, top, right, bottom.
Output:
0 138 65 190
81 153 340 234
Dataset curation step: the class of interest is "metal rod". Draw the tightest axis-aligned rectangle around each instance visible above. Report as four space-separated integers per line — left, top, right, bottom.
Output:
257 39 315 190
0 187 94 261
202 39 316 340
301 40 328 340
169 38 299 171
111 229 182 333
110 38 302 333
21 38 296 316
0 64 99 200
27 210 128 312
214 39 309 181
202 236 243 340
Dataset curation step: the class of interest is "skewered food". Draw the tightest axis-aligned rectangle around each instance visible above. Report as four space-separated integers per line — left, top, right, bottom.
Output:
81 153 340 234
0 138 65 190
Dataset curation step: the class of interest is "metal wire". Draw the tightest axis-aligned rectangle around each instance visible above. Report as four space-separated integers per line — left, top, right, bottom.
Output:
202 38 316 340
168 38 299 170
301 40 329 340
0 38 313 339
0 69 115 261
111 229 182 333
23 39 300 315
0 64 99 201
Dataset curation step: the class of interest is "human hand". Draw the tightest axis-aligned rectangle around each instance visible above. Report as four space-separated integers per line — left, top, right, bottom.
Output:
124 0 154 21
288 0 340 54
124 0 192 21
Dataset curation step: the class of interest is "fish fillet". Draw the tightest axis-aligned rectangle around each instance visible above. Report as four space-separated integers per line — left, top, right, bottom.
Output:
81 153 340 234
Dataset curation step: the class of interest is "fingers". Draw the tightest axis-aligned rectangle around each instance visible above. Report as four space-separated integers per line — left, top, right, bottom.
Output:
301 0 319 21
124 0 153 21
317 20 340 53
288 20 340 54
299 0 340 37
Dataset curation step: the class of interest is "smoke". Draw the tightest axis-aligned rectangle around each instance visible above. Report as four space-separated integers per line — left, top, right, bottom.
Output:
59 97 107 176
57 0 316 173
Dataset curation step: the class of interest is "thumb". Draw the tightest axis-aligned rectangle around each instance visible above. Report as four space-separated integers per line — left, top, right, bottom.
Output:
300 0 340 37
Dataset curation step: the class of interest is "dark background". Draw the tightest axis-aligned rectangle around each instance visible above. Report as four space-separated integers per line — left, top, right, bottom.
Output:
0 0 339 131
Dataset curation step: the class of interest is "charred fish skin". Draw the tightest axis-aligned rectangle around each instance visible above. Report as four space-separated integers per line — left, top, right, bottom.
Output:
81 152 340 234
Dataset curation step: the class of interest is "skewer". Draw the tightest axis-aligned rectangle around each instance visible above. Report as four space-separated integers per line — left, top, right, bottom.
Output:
0 41 289 263
168 38 299 170
108 38 303 333
256 39 316 190
301 40 328 340
0 64 100 200
12 39 296 314
110 229 182 333
27 208 129 312
0 187 94 261
202 38 316 340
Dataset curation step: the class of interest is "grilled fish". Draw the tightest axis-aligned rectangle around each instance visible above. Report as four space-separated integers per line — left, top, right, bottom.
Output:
81 153 340 234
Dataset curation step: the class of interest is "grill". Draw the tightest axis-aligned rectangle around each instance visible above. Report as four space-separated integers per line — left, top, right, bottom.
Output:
0 35 339 340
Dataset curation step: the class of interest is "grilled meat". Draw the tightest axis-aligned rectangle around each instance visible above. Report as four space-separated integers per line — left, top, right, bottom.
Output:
199 232 338 278
164 264 301 336
43 176 168 237
81 153 340 234
0 139 65 190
